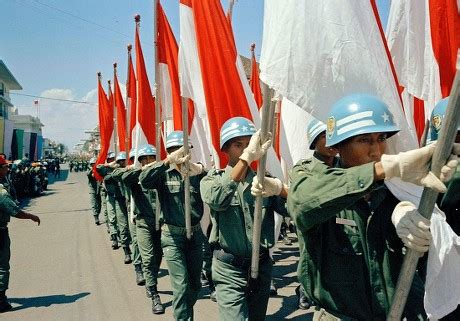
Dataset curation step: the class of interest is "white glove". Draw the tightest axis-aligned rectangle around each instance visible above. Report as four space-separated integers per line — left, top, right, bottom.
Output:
392 201 432 253
167 147 190 165
440 155 459 183
107 161 120 169
180 162 204 177
381 143 460 193
251 176 284 197
239 130 272 164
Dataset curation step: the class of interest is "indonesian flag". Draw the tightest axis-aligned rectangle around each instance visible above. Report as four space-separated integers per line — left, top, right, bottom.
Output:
386 0 460 142
133 16 158 155
94 75 113 180
250 45 263 109
179 0 282 177
260 0 418 154
157 2 211 165
107 82 116 153
126 45 137 150
114 69 127 152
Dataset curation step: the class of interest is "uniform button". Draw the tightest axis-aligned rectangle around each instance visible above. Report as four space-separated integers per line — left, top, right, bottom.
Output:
358 180 365 188
342 248 349 253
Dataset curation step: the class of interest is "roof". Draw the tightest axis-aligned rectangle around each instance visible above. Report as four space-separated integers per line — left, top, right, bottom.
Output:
0 60 22 90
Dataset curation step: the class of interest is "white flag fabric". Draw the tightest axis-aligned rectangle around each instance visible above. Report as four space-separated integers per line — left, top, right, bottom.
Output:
260 0 418 154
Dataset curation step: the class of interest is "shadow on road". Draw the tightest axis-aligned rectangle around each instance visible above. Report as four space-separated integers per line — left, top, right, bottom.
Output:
9 292 90 311
48 169 69 184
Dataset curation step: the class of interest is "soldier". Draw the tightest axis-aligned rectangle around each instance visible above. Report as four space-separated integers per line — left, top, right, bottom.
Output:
288 94 459 320
122 145 164 314
96 152 119 249
87 157 101 225
429 97 460 320
139 131 207 321
0 156 40 312
200 117 288 321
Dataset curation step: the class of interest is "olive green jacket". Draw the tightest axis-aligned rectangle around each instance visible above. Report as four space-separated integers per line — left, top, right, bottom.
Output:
288 157 425 321
139 162 205 227
86 168 100 194
200 166 287 258
122 168 157 219
0 185 20 223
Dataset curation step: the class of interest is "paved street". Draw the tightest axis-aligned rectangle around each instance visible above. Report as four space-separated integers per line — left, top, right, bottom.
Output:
1 165 312 321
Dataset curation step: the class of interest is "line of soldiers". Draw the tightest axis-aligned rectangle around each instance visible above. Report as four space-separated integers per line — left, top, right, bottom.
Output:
69 160 89 172
86 94 459 320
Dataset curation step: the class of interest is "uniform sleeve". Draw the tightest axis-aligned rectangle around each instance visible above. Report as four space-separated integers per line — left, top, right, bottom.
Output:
110 168 126 182
103 168 116 183
287 159 376 232
96 165 110 177
0 191 20 217
121 168 141 187
200 169 238 212
138 162 167 189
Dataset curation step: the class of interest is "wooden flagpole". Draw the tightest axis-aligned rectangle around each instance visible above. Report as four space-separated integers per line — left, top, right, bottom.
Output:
153 0 161 231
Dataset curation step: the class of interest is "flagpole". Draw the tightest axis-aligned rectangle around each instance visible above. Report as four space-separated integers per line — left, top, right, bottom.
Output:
250 82 275 281
126 45 132 155
227 0 235 21
388 51 460 320
153 0 161 232
182 97 192 239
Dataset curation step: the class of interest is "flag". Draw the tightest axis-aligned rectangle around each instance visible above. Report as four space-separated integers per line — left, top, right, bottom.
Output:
126 44 137 150
94 74 113 180
114 66 127 152
157 2 211 165
179 0 281 177
386 0 460 141
250 44 263 109
134 15 156 149
259 0 418 154
107 81 116 153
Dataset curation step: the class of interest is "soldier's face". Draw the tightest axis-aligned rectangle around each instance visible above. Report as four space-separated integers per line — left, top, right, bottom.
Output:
337 133 388 168
224 136 251 165
140 155 156 166
117 160 127 167
0 165 8 178
315 133 338 158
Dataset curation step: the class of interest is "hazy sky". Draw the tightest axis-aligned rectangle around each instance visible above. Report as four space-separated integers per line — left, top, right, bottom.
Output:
0 0 390 151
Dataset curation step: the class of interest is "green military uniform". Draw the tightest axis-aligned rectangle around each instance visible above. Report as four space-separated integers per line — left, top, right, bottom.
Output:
140 162 206 321
104 168 131 248
0 185 21 294
200 166 287 321
288 157 426 321
86 168 101 223
96 166 119 239
122 168 162 290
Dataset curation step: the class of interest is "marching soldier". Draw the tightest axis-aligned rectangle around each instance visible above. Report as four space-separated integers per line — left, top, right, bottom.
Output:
288 94 459 320
429 97 460 320
200 117 288 321
87 157 101 225
122 145 164 314
139 132 207 321
0 156 40 312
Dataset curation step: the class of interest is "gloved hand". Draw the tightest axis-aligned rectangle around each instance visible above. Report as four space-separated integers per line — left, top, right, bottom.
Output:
129 210 136 225
251 176 284 197
107 161 119 169
381 143 460 193
239 130 272 164
180 162 204 177
142 161 156 170
392 201 431 253
440 155 459 182
167 147 190 165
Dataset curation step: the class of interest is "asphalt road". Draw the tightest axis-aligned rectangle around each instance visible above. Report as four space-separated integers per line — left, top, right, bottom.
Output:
1 165 313 321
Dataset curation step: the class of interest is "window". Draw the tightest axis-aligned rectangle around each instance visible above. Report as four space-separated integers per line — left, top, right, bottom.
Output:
0 83 4 96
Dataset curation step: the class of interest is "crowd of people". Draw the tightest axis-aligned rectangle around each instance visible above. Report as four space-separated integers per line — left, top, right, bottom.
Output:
85 94 460 320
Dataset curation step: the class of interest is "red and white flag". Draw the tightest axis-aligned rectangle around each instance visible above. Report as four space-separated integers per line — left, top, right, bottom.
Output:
114 67 127 152
157 2 210 165
386 0 460 141
94 74 113 180
179 0 281 176
126 45 137 150
259 0 418 154
133 16 159 156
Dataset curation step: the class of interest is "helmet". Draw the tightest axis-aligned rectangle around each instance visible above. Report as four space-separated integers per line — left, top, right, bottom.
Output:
220 117 257 149
166 131 184 149
325 94 400 147
106 151 116 160
116 152 127 161
307 118 327 150
137 144 156 159
89 157 96 165
430 97 459 141
128 148 136 160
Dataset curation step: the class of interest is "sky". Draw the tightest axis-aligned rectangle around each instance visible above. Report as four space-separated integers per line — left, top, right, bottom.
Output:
0 0 390 152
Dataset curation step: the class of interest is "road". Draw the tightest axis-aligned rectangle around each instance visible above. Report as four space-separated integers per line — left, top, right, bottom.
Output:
1 165 312 321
